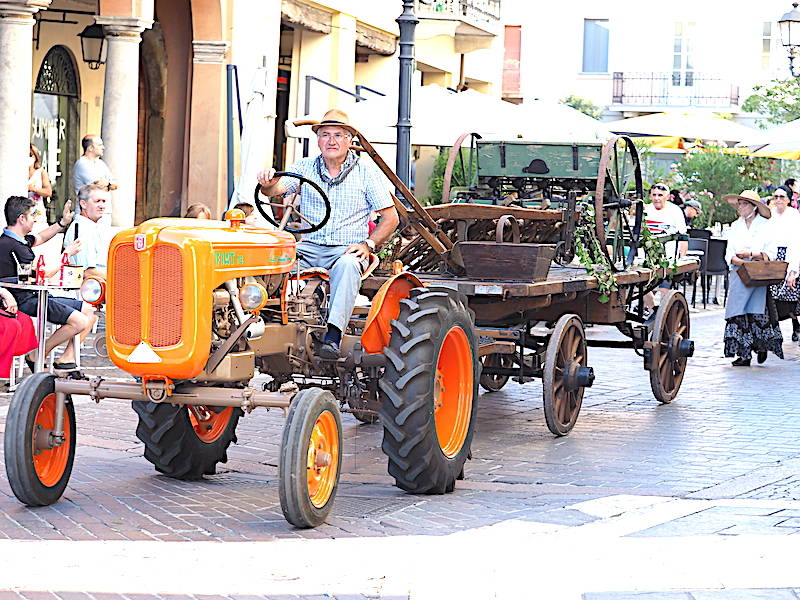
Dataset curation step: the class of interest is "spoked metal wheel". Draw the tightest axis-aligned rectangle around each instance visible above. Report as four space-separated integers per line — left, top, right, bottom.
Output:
4 373 76 506
279 387 342 528
479 353 513 392
542 314 594 436
594 136 644 268
441 132 481 203
648 290 693 403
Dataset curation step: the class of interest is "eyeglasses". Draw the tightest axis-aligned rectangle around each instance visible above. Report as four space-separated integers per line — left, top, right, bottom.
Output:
773 193 789 198
318 132 351 141
650 185 668 192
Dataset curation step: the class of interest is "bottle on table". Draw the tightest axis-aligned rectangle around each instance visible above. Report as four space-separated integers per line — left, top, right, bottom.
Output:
35 255 46 285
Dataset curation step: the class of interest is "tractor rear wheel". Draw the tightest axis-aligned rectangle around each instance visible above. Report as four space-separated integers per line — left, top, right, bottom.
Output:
279 387 342 528
379 287 479 494
4 373 76 506
132 401 241 480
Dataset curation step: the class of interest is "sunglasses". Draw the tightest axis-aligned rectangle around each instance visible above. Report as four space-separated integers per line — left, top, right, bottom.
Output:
651 185 668 192
773 193 789 198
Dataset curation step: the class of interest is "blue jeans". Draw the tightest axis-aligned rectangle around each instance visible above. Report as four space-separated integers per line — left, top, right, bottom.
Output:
296 241 367 332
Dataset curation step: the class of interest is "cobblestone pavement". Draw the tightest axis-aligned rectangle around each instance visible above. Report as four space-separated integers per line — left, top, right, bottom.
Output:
2 306 800 599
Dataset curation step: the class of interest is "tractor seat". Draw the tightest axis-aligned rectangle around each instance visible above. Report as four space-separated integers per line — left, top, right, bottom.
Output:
298 253 379 282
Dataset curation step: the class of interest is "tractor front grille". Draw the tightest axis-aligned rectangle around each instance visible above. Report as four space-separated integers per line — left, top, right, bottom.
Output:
111 243 140 346
149 245 183 348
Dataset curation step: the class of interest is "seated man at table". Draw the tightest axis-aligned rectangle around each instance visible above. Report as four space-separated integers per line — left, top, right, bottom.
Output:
0 195 94 372
63 183 111 278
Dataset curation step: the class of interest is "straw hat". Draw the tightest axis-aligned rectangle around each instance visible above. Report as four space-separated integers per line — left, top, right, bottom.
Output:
722 189 771 219
310 109 358 136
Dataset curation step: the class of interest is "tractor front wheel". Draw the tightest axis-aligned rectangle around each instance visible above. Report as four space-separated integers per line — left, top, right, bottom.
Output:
279 387 342 528
132 401 241 480
4 373 76 506
379 287 479 494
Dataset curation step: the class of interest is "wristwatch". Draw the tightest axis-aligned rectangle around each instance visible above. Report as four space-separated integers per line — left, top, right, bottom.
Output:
364 239 376 252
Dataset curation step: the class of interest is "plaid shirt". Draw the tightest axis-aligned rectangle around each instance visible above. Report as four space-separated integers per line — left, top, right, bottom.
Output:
283 151 393 246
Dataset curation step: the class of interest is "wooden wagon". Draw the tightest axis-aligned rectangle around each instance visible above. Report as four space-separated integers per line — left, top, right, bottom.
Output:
356 131 699 435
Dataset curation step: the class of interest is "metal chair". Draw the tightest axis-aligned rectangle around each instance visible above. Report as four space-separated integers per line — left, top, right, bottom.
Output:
688 228 712 240
705 238 729 306
688 238 708 308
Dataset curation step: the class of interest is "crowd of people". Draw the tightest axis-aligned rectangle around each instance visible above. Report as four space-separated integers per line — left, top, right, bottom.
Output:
647 179 800 368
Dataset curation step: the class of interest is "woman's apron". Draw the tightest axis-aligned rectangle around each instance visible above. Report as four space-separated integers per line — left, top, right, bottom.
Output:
725 264 767 319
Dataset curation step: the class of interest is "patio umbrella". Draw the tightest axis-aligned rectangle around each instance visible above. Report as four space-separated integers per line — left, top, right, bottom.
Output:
286 85 613 147
736 119 800 158
606 111 756 144
230 65 273 226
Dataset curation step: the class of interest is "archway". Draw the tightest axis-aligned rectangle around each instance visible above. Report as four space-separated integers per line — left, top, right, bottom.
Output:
33 45 80 222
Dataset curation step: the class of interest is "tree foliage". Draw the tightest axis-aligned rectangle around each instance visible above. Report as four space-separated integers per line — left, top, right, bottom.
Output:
561 95 603 120
742 77 800 126
663 145 780 226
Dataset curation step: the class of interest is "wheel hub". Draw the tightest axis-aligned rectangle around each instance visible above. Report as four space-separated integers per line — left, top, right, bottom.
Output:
667 334 694 360
562 361 594 391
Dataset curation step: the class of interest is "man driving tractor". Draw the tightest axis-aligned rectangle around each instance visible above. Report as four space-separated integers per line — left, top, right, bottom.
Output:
257 109 399 358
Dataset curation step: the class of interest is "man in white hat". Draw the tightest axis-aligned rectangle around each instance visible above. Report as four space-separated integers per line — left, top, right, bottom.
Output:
257 109 399 358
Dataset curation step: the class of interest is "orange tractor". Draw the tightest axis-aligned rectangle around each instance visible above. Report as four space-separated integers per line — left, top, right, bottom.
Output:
3 167 480 528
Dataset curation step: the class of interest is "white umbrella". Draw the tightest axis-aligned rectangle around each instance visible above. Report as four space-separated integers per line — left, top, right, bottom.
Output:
606 111 756 144
230 66 273 227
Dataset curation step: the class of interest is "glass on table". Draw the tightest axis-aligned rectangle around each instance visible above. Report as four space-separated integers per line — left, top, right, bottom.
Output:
17 262 33 284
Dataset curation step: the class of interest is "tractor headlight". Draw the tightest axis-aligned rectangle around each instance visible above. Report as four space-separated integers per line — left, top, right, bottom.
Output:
80 277 106 305
239 282 268 312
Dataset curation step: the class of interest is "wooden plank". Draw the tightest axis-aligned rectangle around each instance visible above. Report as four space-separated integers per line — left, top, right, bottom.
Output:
478 341 516 357
424 203 564 221
364 258 699 300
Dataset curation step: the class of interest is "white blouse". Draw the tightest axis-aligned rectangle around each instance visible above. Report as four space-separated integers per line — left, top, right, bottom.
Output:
724 214 776 267
768 206 800 275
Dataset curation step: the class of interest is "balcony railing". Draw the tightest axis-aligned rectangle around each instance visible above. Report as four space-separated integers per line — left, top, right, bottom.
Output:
416 0 501 28
612 72 739 108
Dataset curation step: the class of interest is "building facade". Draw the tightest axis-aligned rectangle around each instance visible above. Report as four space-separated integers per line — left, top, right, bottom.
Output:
502 0 794 122
0 0 504 227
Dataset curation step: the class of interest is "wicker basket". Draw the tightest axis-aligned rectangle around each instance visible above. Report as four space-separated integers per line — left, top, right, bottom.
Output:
738 260 788 287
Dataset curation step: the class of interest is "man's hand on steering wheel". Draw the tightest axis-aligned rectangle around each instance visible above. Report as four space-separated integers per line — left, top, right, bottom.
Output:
256 168 282 196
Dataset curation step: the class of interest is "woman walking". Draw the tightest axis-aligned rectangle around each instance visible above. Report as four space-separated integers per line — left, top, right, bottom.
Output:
721 190 783 367
768 185 800 341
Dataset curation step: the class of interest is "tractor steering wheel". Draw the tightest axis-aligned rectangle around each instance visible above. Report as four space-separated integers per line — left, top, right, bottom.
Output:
254 171 331 234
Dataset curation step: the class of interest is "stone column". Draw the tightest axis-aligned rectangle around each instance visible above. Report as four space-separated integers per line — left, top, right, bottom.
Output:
187 40 229 218
0 1 51 204
95 16 152 227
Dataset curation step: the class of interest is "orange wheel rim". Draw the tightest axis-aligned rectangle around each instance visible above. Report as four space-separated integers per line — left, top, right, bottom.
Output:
434 326 473 458
32 393 71 487
189 407 233 443
307 410 339 508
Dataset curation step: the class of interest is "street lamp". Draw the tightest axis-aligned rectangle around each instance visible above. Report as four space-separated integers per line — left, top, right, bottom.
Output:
78 23 107 70
778 2 800 77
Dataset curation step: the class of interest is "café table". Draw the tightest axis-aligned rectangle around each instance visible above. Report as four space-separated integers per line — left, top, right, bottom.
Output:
1 281 80 373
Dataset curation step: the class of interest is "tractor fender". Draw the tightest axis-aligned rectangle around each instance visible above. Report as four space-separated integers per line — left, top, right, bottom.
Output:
360 272 423 355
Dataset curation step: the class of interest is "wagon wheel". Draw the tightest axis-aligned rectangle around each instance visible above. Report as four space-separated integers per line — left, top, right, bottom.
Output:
442 132 481 203
543 315 594 436
253 171 331 234
479 353 513 392
279 387 342 528
649 290 693 404
594 136 644 268
4 373 76 506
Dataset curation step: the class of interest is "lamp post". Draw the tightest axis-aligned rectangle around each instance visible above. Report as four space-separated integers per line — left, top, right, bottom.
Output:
78 23 107 70
779 2 800 77
396 0 418 195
